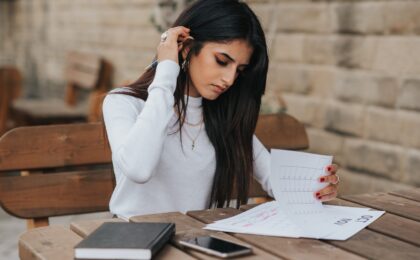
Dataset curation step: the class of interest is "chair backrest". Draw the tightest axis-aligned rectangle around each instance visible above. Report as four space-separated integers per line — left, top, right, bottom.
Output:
255 113 308 150
0 113 307 224
64 51 113 122
0 67 21 135
0 123 114 222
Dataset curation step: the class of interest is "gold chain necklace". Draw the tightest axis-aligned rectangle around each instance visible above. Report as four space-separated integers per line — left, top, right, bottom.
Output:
184 118 203 127
183 122 203 150
173 107 204 150
173 107 203 126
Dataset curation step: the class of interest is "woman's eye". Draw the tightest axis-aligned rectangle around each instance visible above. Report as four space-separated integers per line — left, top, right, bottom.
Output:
216 58 228 66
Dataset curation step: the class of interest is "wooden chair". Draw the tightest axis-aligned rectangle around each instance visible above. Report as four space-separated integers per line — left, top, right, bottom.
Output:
0 67 22 136
0 113 307 229
11 51 113 126
0 123 114 229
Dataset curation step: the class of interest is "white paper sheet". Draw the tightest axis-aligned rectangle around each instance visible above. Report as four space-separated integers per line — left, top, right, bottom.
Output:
205 201 302 237
205 202 384 240
204 149 385 240
270 149 332 214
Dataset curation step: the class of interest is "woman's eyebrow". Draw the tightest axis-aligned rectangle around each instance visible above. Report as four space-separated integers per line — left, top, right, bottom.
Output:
219 52 249 66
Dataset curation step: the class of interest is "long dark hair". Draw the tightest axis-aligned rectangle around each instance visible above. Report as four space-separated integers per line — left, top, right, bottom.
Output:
113 0 269 209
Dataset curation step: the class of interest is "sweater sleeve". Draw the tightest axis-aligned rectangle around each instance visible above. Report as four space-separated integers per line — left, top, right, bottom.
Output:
103 60 180 183
253 135 274 198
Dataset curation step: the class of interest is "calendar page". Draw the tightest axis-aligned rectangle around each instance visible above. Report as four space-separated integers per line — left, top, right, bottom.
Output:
204 149 385 240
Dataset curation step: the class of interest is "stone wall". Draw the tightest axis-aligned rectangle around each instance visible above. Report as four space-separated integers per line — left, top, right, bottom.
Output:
1 0 419 194
0 0 163 98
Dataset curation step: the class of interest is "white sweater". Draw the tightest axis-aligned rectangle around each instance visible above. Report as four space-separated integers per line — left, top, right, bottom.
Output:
103 60 272 220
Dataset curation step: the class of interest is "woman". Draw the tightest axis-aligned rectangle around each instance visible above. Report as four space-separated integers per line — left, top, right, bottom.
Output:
103 0 339 220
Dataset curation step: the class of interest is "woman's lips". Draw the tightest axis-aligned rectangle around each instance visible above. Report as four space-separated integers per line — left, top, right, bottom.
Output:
212 84 225 94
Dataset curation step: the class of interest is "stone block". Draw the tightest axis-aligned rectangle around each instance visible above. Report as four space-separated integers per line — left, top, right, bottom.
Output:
365 107 401 145
331 2 385 34
303 35 376 69
405 149 420 185
248 0 309 2
397 79 420 111
324 101 365 136
273 34 304 63
283 93 323 127
334 72 398 107
343 138 403 181
248 3 273 31
269 64 337 98
268 65 310 94
363 107 420 150
338 169 413 196
303 36 336 65
122 28 160 50
276 3 331 33
306 127 344 164
399 110 420 150
372 37 420 77
384 2 420 34
98 8 154 28
306 67 338 98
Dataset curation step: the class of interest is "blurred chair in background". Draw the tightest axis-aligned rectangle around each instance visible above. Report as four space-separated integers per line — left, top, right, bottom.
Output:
11 51 113 126
0 67 21 136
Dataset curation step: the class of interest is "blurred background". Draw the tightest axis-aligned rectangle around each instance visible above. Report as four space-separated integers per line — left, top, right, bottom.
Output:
1 0 420 258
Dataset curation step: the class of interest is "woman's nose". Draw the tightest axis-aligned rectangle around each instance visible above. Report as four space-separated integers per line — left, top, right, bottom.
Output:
221 67 237 87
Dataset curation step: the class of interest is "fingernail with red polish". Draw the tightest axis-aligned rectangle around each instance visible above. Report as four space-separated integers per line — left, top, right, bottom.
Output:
320 177 325 182
316 192 320 196
317 196 322 200
327 166 332 172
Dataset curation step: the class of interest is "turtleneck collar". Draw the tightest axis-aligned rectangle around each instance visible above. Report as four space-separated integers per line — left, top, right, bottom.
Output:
184 95 202 109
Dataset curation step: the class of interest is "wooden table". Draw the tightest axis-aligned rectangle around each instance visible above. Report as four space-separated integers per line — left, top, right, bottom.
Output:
19 189 420 259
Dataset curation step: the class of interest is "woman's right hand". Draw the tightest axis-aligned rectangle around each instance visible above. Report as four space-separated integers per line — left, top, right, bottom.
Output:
156 26 191 65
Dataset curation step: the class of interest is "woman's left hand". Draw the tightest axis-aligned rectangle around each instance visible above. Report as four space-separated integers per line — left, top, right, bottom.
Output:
314 164 339 202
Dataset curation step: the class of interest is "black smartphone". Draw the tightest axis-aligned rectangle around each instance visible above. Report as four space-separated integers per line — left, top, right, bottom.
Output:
179 236 253 258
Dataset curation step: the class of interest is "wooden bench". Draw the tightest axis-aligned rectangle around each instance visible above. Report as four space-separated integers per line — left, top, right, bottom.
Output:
11 51 113 126
0 67 22 136
0 113 308 230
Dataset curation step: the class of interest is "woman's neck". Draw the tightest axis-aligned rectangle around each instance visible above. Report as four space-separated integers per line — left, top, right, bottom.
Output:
185 82 201 97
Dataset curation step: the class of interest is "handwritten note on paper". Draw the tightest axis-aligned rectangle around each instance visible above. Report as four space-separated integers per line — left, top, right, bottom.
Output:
205 201 302 237
204 149 385 240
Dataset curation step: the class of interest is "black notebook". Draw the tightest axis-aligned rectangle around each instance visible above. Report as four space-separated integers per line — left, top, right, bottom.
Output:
74 222 175 260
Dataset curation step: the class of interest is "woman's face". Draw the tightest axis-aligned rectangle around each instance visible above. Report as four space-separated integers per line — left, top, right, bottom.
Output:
185 40 253 100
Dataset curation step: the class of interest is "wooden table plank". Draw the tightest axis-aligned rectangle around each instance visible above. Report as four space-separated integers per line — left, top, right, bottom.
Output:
130 211 281 260
329 229 420 260
343 192 420 221
327 199 420 247
19 226 81 260
389 189 420 203
241 201 420 260
70 218 195 260
70 218 124 237
187 208 365 260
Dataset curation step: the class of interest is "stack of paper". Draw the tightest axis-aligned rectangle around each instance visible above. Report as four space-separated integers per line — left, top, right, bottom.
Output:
205 150 385 240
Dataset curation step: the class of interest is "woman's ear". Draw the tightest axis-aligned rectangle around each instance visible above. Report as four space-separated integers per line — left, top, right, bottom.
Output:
180 37 194 59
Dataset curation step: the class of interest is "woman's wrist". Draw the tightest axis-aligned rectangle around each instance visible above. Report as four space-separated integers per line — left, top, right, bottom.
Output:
148 60 180 93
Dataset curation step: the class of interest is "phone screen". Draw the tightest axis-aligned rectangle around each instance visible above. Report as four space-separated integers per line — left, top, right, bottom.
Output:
183 236 251 254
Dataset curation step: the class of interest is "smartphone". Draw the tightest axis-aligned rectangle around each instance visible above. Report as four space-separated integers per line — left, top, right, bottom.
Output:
179 235 253 258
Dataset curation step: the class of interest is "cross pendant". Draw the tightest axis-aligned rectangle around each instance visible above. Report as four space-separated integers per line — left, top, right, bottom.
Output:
191 142 195 150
